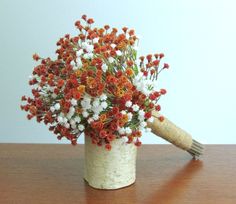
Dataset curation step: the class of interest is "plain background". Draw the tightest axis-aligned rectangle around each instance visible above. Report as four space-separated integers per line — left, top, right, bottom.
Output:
0 0 235 144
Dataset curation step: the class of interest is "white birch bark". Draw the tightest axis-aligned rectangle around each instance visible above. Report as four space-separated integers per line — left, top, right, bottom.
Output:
84 136 137 189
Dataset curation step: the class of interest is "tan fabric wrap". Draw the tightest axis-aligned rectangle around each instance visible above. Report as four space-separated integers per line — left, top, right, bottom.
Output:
147 111 193 150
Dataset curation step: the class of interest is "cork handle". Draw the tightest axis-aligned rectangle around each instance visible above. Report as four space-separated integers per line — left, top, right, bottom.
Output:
147 111 204 157
148 111 192 150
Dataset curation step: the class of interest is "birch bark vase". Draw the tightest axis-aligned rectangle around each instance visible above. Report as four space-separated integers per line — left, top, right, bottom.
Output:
84 135 137 189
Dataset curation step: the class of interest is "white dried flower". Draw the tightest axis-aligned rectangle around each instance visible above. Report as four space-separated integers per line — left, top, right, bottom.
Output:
88 118 94 124
73 58 82 71
92 114 99 120
138 109 145 116
82 111 89 118
132 104 139 112
71 98 77 106
54 103 60 110
118 127 125 135
78 124 85 131
69 107 75 114
70 119 76 126
125 127 132 135
102 63 108 72
63 117 68 123
70 60 76 67
76 49 83 57
100 93 107 101
74 116 81 123
77 58 83 68
101 101 108 109
81 42 88 49
81 99 91 110
125 100 132 108
71 124 77 129
83 53 93 59
93 37 99 44
116 50 122 56
127 112 133 121
92 99 100 108
108 57 114 63
57 116 63 123
121 110 126 115
50 106 55 112
111 44 116 48
64 123 70 129
140 121 147 128
66 113 73 120
86 44 94 53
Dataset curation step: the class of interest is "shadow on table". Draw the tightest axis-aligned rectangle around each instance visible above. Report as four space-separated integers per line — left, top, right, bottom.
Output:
144 159 203 204
83 160 203 204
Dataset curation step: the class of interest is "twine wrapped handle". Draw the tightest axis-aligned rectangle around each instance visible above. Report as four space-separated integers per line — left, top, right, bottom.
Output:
147 111 204 158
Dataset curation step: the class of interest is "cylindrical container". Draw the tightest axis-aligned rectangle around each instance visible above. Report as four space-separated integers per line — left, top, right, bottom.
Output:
84 135 137 189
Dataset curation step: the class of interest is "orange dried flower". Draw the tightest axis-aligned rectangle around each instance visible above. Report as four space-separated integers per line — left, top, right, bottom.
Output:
104 25 110 30
126 68 134 77
128 29 135 36
82 14 87 21
87 18 94 24
126 60 133 67
77 85 85 94
122 27 128 33
99 113 107 122
33 53 40 61
121 114 128 123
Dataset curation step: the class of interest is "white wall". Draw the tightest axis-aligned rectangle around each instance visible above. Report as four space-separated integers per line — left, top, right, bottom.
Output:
0 0 235 144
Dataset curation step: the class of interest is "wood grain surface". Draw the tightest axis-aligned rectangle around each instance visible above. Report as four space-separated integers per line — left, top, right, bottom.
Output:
0 144 235 204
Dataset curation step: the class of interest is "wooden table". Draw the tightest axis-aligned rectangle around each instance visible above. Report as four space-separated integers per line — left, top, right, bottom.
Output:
0 144 235 204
